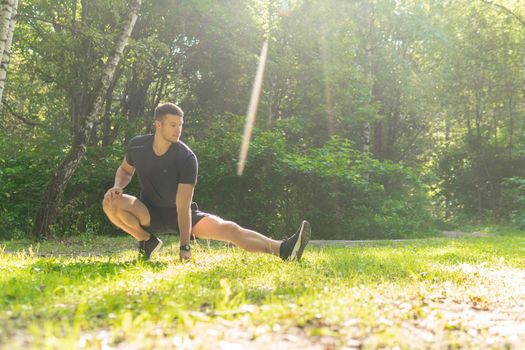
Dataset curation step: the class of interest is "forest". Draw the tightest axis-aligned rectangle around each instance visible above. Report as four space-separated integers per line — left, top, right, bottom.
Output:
1 0 524 240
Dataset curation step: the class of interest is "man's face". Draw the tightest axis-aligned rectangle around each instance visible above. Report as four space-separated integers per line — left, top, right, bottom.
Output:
157 114 183 143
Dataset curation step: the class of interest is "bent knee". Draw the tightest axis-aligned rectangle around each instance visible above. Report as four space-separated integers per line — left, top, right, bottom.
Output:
102 199 121 215
102 195 129 212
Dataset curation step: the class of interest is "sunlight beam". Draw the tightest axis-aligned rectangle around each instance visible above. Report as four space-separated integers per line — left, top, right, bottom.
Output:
237 40 269 176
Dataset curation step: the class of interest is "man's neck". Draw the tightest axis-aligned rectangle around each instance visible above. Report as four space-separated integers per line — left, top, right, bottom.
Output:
152 133 172 156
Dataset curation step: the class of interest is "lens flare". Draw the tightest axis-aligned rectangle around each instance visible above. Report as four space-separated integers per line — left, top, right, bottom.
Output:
237 40 269 176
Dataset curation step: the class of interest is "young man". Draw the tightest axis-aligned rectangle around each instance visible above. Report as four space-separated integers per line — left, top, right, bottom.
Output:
102 102 310 261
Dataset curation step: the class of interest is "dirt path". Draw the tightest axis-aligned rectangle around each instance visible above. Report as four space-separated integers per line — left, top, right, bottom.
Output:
308 231 494 247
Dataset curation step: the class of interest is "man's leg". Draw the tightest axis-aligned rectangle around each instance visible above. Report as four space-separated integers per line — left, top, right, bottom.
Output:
102 194 152 241
192 216 281 256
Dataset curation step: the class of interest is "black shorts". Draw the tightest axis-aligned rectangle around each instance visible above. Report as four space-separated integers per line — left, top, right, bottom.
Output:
142 201 209 234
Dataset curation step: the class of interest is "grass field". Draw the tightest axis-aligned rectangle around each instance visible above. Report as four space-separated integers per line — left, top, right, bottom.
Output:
1 230 525 349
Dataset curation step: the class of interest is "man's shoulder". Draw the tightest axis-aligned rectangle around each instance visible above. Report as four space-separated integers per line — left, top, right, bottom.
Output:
176 140 196 159
128 134 153 148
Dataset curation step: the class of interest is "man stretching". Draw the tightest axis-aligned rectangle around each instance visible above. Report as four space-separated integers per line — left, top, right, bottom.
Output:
102 103 310 261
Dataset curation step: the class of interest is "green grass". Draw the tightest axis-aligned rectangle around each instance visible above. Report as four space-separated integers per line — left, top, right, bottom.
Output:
1 233 525 349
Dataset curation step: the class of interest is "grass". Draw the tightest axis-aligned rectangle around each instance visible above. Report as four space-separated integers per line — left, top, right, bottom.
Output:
1 232 525 349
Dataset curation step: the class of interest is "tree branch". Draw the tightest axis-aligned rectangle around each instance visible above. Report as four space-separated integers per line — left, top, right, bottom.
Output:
17 13 71 31
480 0 525 27
2 100 41 126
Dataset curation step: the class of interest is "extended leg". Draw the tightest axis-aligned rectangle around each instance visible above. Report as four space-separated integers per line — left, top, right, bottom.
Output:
192 216 281 256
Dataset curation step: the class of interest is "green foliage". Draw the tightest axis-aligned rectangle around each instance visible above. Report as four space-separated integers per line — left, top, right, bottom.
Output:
283 137 434 238
192 117 434 239
56 144 133 237
0 140 66 239
2 112 434 240
434 141 525 225
3 0 525 237
0 140 129 239
502 177 525 229
191 114 292 237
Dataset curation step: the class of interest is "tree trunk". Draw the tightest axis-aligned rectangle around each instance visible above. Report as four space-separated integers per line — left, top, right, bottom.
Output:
32 0 142 239
475 91 482 142
267 74 274 128
445 114 450 146
101 66 122 146
319 20 334 137
508 94 513 156
522 43 525 98
363 4 374 154
122 67 153 140
148 71 167 130
465 103 472 138
0 0 15 64
373 121 383 160
0 0 17 103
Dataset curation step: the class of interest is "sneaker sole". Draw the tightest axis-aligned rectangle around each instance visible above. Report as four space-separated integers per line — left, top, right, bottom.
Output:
290 220 311 261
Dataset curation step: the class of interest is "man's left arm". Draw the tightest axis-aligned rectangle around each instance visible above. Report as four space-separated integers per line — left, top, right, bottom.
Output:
176 183 195 260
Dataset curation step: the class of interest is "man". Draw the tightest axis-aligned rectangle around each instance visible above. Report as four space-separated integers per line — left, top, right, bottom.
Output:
102 102 310 261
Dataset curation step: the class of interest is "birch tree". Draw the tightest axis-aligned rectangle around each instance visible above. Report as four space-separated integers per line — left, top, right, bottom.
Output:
32 0 142 239
0 0 17 103
0 0 15 62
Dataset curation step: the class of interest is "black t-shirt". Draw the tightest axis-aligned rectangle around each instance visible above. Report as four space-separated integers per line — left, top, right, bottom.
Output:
125 134 198 208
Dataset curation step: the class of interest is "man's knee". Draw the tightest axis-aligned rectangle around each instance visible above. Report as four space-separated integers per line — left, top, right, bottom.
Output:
103 194 129 212
102 199 120 216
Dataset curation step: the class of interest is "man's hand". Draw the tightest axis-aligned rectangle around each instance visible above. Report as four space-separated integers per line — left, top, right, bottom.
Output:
180 249 191 261
103 187 123 205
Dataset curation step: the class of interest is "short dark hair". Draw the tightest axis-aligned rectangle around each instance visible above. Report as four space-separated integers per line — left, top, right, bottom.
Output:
154 102 184 121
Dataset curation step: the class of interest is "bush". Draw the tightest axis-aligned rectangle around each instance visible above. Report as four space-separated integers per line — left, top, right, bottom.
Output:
190 114 293 237
1 115 436 240
0 142 63 239
0 140 130 239
283 136 434 239
56 144 132 236
434 140 525 224
501 177 525 229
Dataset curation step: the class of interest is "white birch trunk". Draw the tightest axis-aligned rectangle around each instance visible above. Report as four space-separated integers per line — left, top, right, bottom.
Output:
0 0 17 103
0 0 15 66
32 0 142 238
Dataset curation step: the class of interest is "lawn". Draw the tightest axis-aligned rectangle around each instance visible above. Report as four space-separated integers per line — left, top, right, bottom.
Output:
1 231 525 349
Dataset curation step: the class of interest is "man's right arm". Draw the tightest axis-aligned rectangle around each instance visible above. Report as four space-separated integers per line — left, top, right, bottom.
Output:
114 159 135 189
104 159 135 204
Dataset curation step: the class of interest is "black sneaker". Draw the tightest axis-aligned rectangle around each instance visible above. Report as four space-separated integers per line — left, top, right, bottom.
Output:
138 234 163 260
280 220 311 261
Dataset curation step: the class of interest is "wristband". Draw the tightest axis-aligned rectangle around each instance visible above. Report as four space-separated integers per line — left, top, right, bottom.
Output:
180 244 191 252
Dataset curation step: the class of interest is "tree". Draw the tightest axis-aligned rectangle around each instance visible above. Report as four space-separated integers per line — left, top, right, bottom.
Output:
0 0 18 103
0 0 15 60
32 0 142 239
480 1 525 85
